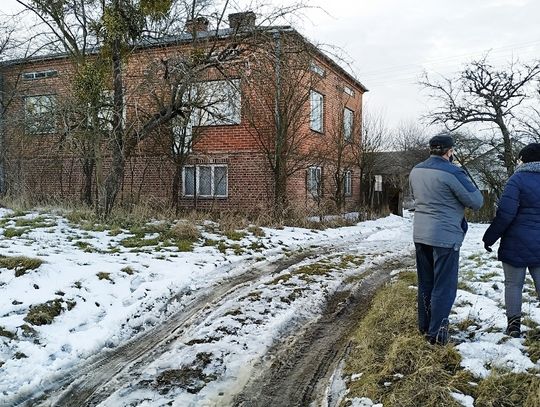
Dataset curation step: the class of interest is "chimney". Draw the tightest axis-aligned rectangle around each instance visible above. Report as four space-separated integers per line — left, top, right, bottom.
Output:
185 16 209 34
228 11 256 31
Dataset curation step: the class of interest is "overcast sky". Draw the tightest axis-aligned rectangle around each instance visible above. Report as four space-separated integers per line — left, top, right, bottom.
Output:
288 0 540 128
2 0 540 129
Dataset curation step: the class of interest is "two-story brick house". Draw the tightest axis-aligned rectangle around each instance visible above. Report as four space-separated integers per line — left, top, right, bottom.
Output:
0 12 367 215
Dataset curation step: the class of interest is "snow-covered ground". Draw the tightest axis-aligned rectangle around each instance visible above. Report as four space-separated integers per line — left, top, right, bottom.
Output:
0 208 412 406
1 208 538 407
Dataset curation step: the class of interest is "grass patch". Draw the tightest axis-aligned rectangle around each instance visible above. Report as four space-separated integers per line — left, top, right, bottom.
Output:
344 270 540 406
0 255 43 277
477 271 500 282
344 272 467 406
96 272 112 281
14 216 55 228
73 240 97 252
247 225 266 237
224 230 247 241
24 299 64 326
120 236 160 248
3 227 28 238
525 328 540 363
176 239 194 252
121 266 135 275
0 326 17 340
475 371 540 407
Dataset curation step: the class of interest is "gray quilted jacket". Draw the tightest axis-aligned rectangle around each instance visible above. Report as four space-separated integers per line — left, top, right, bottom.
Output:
409 156 483 249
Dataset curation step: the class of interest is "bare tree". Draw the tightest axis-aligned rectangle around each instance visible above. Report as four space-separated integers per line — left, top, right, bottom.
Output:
519 86 540 142
355 107 389 207
242 31 321 218
13 0 309 216
421 57 540 176
320 98 359 212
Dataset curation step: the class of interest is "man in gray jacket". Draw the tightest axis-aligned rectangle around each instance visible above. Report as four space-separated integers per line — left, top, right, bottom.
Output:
409 133 483 344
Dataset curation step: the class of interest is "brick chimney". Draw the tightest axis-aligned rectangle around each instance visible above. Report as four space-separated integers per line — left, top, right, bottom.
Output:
228 12 256 31
185 16 209 33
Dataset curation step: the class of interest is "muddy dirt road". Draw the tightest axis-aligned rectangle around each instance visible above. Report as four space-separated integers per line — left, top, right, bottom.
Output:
232 257 414 407
9 231 413 407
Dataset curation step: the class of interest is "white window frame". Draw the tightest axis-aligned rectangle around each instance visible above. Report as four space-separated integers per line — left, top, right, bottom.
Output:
310 90 324 133
344 170 352 196
182 164 228 198
344 108 354 142
310 62 325 77
374 174 383 192
24 94 57 134
23 70 58 80
343 85 354 97
307 166 322 197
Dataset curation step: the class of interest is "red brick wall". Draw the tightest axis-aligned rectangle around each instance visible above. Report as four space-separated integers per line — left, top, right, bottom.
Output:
1 34 364 214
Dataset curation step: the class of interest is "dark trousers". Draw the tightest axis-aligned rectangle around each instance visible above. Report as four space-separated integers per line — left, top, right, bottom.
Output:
415 243 460 344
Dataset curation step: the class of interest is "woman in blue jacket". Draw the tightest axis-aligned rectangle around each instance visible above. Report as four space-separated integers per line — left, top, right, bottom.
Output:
483 143 540 338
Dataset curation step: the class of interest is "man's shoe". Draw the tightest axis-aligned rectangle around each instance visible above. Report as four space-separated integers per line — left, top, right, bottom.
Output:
506 316 521 338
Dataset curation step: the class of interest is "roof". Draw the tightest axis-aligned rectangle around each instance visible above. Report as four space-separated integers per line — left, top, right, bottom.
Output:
0 25 368 92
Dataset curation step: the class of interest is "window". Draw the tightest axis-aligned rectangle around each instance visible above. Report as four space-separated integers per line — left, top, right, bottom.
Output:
374 174 383 192
343 85 354 97
196 79 241 126
94 90 114 130
307 166 322 197
344 108 354 142
344 170 352 196
310 90 324 133
24 94 56 134
183 165 228 197
23 70 58 80
310 62 325 77
172 116 193 155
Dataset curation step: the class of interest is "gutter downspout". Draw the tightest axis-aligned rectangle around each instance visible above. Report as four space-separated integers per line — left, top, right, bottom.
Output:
0 72 4 194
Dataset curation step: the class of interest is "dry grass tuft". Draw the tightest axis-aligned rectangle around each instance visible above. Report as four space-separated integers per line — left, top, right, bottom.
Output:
168 220 201 241
474 372 540 407
344 272 466 407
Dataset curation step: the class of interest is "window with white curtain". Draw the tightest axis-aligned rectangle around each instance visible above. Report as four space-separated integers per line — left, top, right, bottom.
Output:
310 90 324 133
344 108 354 142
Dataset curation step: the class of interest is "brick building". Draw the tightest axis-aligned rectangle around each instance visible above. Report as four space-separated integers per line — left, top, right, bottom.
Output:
0 12 367 215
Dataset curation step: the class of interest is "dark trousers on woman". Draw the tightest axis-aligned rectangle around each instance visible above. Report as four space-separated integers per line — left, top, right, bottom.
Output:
415 243 460 344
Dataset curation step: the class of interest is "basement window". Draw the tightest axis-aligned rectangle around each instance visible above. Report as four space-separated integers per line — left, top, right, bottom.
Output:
183 164 228 198
23 70 58 80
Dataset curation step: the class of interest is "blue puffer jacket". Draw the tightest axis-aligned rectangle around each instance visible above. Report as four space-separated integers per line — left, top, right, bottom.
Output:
483 162 540 267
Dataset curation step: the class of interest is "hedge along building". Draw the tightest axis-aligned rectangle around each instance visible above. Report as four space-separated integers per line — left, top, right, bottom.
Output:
0 12 367 215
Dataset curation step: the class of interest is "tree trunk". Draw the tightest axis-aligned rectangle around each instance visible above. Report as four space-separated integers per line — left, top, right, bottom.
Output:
101 25 125 218
497 116 515 176
172 164 182 213
273 167 287 220
81 157 94 206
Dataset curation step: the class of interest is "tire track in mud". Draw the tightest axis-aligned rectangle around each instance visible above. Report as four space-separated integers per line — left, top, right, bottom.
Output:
9 235 370 407
231 255 415 407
